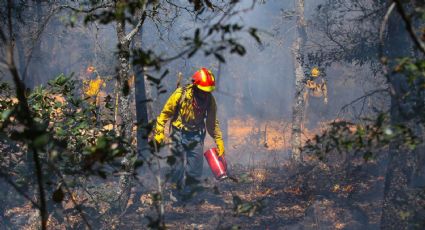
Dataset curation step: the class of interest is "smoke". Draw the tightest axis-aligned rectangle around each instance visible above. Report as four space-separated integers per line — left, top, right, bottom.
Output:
1 1 406 228
1 0 388 159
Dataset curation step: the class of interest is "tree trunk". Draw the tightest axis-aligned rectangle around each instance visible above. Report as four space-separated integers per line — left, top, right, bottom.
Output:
290 0 306 162
116 24 133 140
144 74 155 118
116 18 134 212
115 3 148 211
23 0 44 87
216 60 228 147
380 2 419 228
134 37 149 161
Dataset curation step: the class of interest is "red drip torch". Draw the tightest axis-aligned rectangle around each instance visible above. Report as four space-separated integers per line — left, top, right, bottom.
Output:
204 148 228 180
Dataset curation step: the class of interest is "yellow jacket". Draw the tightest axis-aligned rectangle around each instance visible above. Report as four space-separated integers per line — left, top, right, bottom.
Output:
154 84 225 156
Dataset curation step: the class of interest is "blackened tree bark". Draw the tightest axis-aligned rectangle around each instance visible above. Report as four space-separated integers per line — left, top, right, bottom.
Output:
24 0 43 85
216 59 228 147
116 19 133 212
1 1 48 228
116 21 132 140
134 32 149 161
115 0 147 212
290 0 307 162
380 1 420 228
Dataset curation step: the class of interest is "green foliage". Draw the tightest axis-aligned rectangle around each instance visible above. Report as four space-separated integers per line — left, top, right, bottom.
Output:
232 195 264 217
303 56 425 161
75 0 261 66
131 21 261 66
52 186 65 203
132 49 162 70
303 115 419 161
302 1 425 167
0 80 14 124
189 0 215 12
306 0 385 74
1 0 263 227
1 74 132 178
393 57 425 122
187 23 262 63
82 0 220 26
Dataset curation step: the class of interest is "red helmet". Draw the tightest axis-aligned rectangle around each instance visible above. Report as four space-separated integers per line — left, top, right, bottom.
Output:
192 67 216 92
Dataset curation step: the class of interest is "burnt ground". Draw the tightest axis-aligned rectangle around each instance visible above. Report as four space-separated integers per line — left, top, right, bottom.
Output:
1 151 388 230
120 153 387 230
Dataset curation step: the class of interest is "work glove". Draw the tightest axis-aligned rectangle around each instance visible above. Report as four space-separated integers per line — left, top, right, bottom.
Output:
154 132 165 144
149 132 165 152
216 143 225 157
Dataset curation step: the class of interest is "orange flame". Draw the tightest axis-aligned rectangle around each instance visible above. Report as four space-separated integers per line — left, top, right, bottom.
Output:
83 78 105 97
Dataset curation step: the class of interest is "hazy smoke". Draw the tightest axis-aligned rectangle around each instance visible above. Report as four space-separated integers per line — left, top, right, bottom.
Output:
3 0 388 161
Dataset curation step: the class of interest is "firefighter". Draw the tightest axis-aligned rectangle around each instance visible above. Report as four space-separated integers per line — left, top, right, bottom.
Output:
306 67 328 104
153 67 225 194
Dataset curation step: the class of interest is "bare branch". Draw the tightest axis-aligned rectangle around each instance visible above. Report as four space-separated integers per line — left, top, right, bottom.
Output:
0 28 6 43
58 3 113 13
22 6 58 81
6 1 47 229
125 3 148 42
0 170 40 209
379 2 396 49
164 0 196 14
336 88 390 118
0 61 9 70
393 0 425 55
48 163 93 230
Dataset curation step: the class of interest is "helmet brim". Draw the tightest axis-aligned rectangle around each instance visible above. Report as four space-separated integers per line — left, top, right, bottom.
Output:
196 84 215 92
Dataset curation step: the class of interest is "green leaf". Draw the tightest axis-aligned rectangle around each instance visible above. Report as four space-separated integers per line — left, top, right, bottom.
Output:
1 109 12 121
363 151 373 161
145 74 161 85
188 48 199 58
232 195 242 209
134 159 144 168
166 155 176 166
376 113 386 127
34 133 49 149
54 74 69 86
192 0 203 11
232 24 243 31
97 170 107 179
237 203 254 213
214 53 226 63
160 70 169 80
194 28 200 40
231 44 246 56
54 102 62 108
77 121 89 130
52 186 64 203
152 192 162 201
96 137 108 149
205 0 214 10
55 127 66 136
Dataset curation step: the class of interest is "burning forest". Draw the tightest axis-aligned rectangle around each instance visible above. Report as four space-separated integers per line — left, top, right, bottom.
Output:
0 0 424 229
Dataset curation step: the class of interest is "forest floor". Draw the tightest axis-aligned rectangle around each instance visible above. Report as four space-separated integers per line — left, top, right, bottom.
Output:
120 152 387 230
1 149 388 230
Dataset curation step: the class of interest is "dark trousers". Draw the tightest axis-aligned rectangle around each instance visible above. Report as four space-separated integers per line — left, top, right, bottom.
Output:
170 127 206 189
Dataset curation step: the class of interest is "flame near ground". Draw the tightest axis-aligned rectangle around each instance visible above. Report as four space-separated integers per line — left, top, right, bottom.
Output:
203 116 326 166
